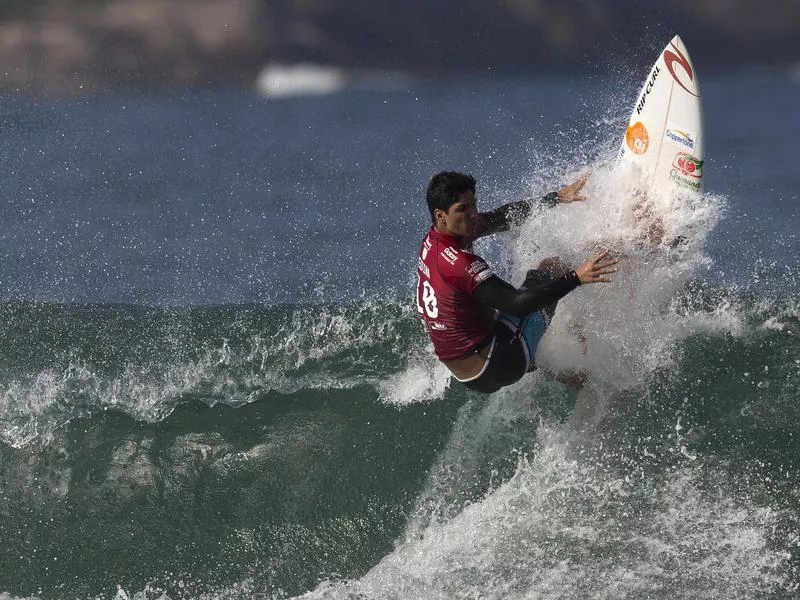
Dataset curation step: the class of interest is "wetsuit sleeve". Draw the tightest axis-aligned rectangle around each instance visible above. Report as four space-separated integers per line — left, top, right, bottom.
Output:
472 271 580 317
474 192 560 239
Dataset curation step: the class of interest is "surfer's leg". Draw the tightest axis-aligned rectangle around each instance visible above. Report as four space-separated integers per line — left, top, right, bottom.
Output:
462 322 527 394
521 257 588 388
533 256 570 278
523 258 588 348
633 194 690 253
541 368 587 391
522 256 570 320
496 310 548 374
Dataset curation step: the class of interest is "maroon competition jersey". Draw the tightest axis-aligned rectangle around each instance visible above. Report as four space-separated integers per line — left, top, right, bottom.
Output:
416 227 496 361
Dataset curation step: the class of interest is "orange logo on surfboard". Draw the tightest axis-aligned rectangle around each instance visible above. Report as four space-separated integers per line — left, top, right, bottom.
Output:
625 122 649 155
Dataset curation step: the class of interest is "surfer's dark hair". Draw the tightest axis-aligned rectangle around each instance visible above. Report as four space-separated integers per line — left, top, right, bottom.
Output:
426 171 476 222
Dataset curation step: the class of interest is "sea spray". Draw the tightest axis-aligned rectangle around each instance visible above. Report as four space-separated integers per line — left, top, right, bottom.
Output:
302 425 788 600
0 299 425 447
290 155 800 599
515 161 730 393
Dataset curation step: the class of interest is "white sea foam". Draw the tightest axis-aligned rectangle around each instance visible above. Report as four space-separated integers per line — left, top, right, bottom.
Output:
255 64 347 98
291 148 791 600
756 297 800 334
0 593 40 600
0 299 416 447
377 354 452 406
300 424 788 600
511 160 732 393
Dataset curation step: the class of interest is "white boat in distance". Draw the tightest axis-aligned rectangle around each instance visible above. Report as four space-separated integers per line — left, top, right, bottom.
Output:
255 63 413 98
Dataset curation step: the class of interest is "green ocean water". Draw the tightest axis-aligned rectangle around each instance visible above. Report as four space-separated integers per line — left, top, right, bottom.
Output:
0 69 799 599
0 292 798 599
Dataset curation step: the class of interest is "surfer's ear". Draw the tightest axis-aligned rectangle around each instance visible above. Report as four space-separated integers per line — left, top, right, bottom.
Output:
434 207 451 228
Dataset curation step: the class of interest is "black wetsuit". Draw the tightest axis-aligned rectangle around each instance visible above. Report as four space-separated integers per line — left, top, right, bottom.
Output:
464 192 581 393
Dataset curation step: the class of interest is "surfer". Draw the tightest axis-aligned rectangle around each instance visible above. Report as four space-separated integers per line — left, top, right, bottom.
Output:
416 171 618 393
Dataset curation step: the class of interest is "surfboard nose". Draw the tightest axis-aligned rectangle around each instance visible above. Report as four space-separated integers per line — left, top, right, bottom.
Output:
619 34 704 195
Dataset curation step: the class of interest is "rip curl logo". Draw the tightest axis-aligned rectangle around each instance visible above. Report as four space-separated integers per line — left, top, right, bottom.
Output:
636 65 660 115
663 42 699 97
467 260 487 275
442 247 458 265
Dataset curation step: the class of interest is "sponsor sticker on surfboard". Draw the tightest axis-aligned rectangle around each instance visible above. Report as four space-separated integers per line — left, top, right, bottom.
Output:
664 122 698 152
618 35 703 196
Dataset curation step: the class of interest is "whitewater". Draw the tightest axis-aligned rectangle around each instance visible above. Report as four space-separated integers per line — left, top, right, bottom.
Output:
1 69 798 599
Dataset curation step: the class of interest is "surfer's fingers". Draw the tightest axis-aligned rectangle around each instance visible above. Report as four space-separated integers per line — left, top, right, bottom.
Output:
592 267 617 277
592 248 612 262
588 262 617 282
597 258 619 268
574 172 592 193
591 269 615 281
568 177 590 194
559 171 592 200
574 170 592 187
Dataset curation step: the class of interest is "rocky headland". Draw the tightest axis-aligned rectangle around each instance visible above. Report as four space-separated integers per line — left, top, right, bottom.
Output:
0 0 798 95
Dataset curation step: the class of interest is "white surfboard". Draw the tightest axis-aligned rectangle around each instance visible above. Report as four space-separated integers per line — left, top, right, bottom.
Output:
618 35 703 198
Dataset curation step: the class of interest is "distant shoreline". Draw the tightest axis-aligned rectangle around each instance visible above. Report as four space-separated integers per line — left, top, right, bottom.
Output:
1 0 798 96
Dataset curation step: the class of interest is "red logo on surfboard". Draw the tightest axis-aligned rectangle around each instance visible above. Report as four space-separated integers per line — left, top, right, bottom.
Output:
663 42 699 97
672 152 703 178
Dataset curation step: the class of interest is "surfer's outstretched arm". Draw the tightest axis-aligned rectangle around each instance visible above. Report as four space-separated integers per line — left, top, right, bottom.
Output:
473 249 618 317
473 272 581 317
474 171 591 239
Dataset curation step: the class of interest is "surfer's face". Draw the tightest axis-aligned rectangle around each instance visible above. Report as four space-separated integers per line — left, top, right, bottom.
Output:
436 191 478 240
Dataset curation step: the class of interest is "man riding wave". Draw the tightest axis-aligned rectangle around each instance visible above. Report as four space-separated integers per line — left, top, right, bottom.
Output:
416 171 618 393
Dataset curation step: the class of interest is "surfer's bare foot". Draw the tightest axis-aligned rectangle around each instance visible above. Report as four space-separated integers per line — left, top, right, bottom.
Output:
541 367 587 391
667 234 689 249
553 370 587 392
632 195 668 249
568 322 589 355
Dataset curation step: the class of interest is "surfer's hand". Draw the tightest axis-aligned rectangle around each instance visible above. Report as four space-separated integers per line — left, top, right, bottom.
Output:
556 171 591 203
575 249 618 284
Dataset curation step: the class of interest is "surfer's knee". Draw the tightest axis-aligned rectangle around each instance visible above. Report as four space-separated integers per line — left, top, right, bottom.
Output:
535 256 571 278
